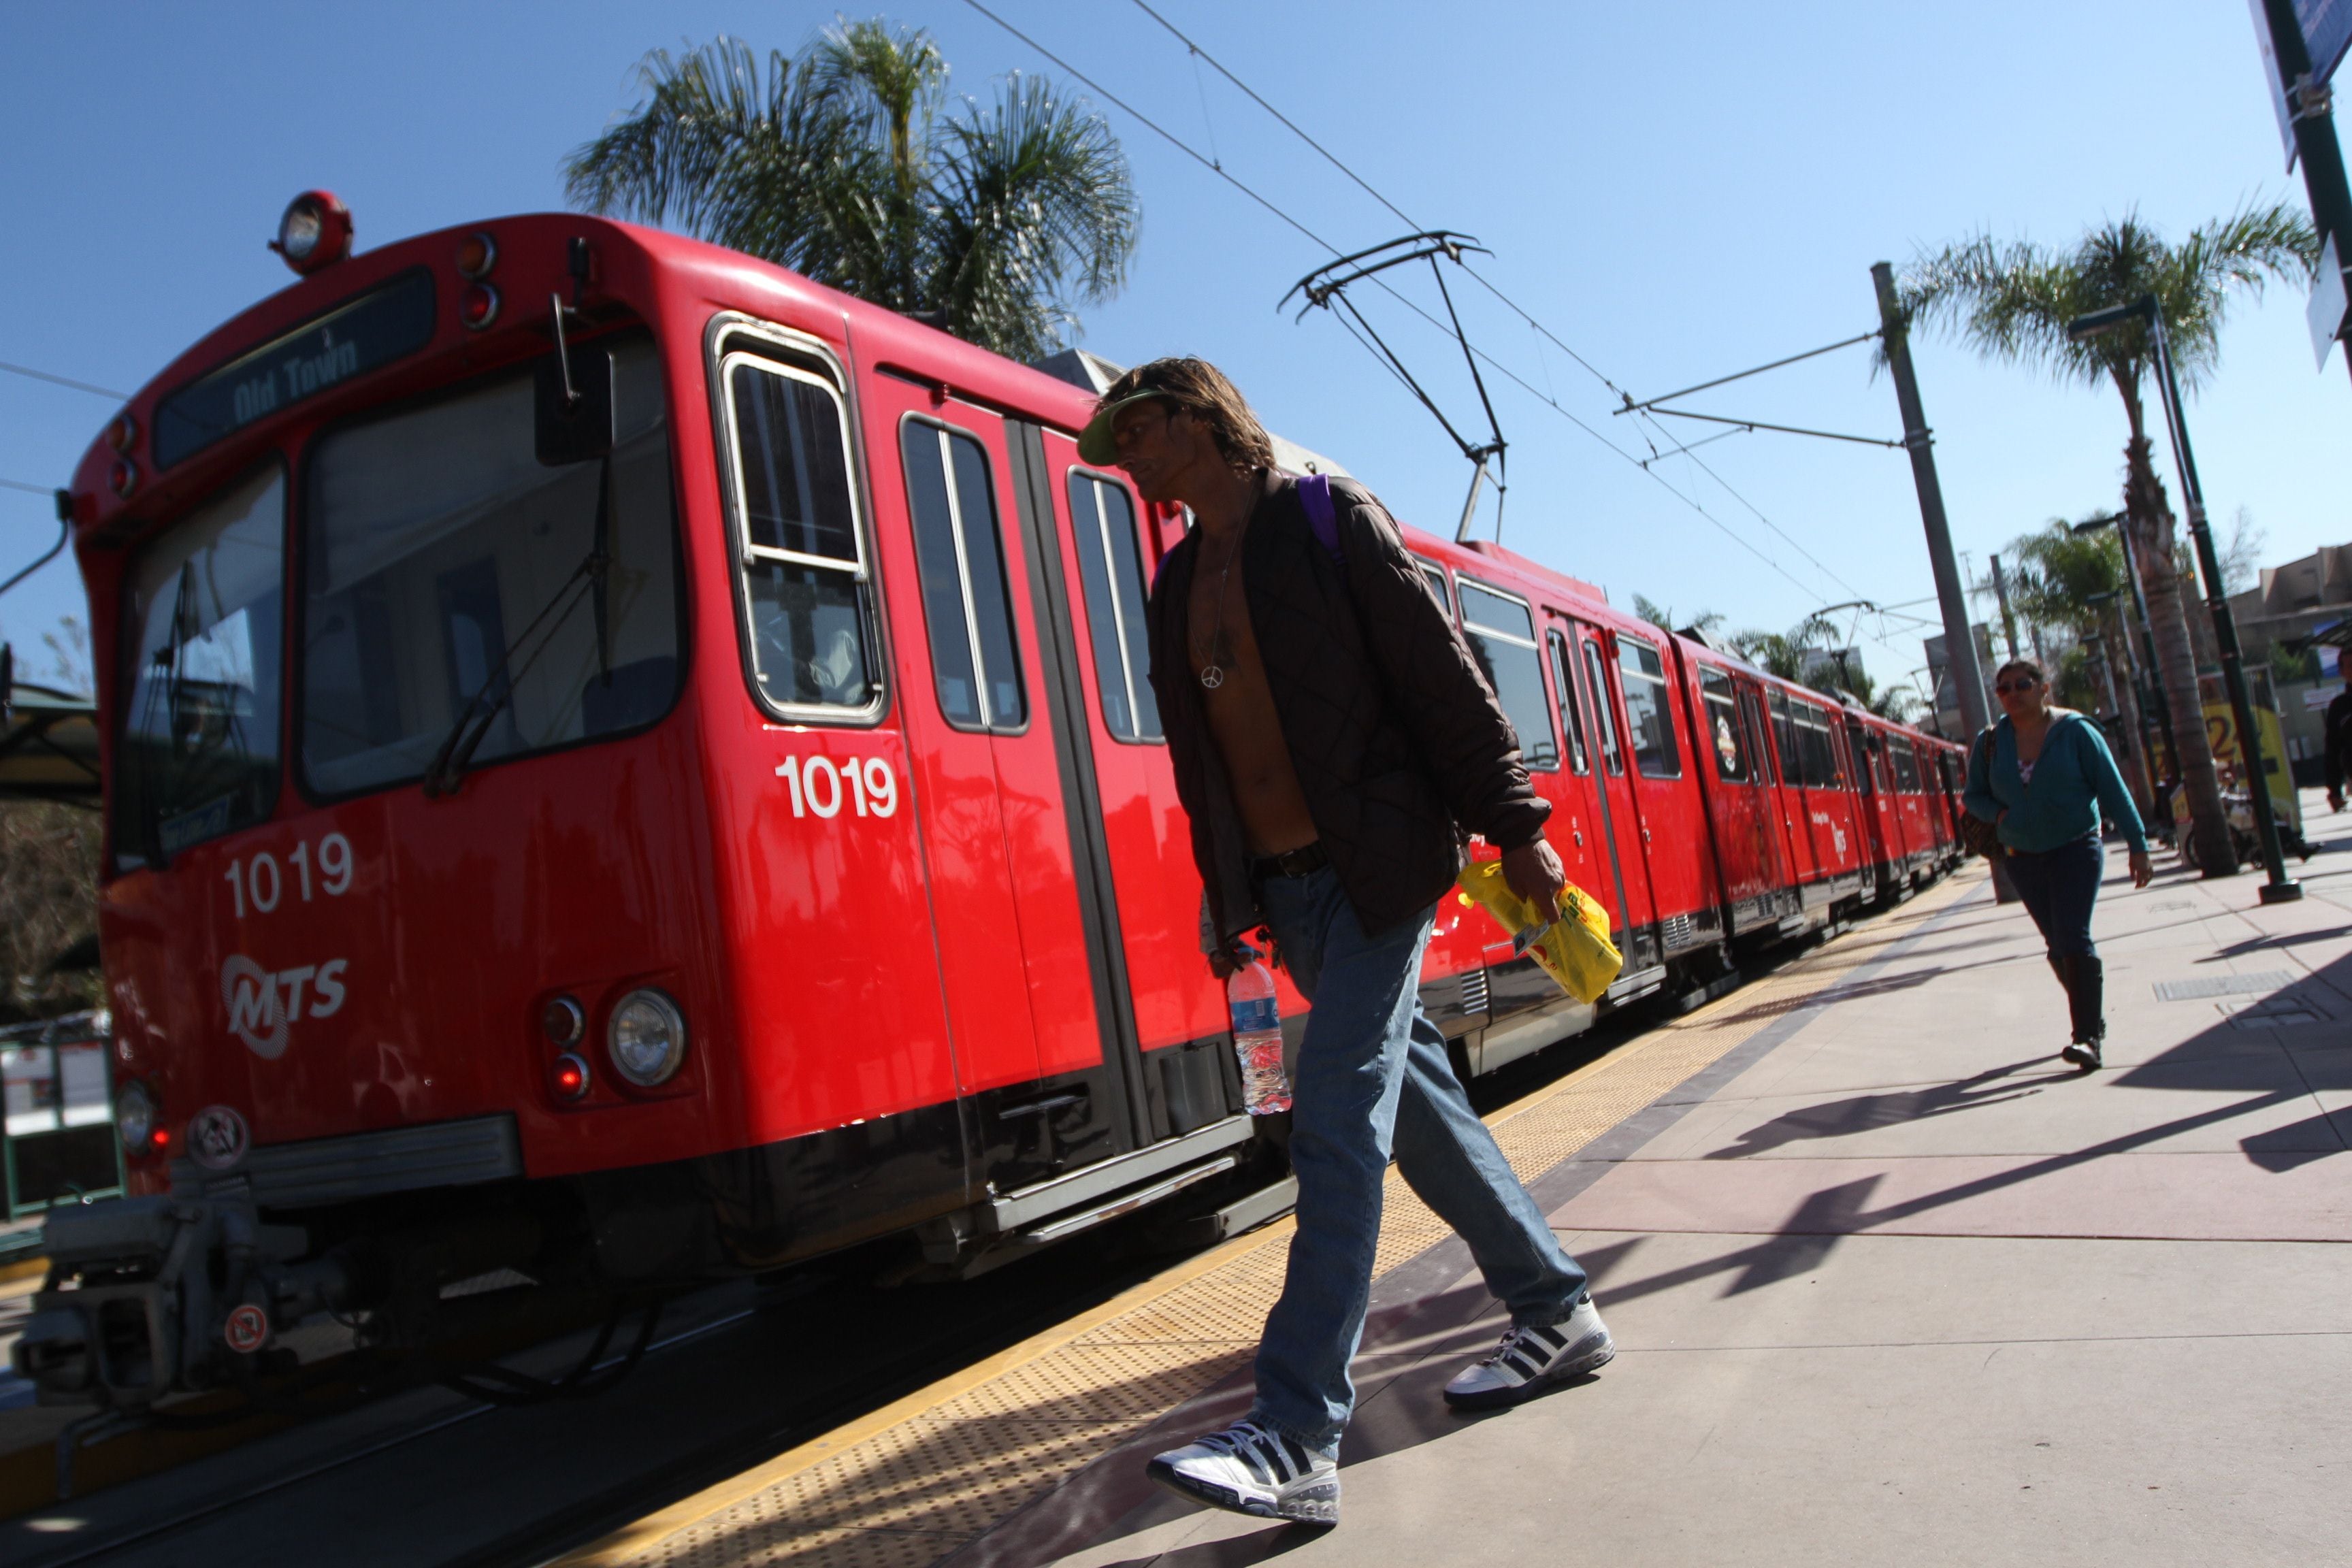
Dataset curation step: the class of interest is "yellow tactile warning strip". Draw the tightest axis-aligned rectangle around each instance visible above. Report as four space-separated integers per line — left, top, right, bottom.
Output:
558 869 1984 1568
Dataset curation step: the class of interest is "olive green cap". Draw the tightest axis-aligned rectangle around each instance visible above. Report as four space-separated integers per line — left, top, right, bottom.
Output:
1077 389 1171 467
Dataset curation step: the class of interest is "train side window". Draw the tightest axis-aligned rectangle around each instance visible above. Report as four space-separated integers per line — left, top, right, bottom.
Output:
1793 702 1839 787
902 419 1026 732
116 461 286 867
1848 728 1878 796
1616 634 1682 779
1458 581 1558 770
1742 687 1777 784
1768 690 1799 785
1066 470 1161 742
1546 630 1589 775
1700 668 1748 782
1415 557 1454 620
1893 739 1922 793
1581 638 1624 776
723 353 877 717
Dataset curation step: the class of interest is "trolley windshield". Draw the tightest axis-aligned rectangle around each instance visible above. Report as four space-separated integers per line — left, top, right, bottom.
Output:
297 331 679 798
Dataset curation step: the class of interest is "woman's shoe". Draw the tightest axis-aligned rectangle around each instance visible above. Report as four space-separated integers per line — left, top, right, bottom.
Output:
2060 1036 2103 1072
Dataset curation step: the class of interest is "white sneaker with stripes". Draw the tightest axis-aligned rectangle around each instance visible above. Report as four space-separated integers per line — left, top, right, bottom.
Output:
1146 1419 1341 1525
1443 1296 1614 1410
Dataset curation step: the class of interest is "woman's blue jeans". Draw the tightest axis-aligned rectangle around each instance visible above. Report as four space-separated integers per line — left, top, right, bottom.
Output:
2004 833 2106 1043
1246 865 1588 1456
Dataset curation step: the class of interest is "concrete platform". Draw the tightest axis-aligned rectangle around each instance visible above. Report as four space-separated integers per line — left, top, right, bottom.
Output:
551 811 2352 1568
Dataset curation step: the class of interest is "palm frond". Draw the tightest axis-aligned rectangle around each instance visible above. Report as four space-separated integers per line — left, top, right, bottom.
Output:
928 74 1137 360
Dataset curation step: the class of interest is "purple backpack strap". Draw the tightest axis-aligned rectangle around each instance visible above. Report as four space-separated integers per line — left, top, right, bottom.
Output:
1297 473 1343 566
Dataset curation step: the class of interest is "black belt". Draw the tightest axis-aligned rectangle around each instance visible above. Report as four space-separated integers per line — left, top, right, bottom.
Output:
1250 841 1328 880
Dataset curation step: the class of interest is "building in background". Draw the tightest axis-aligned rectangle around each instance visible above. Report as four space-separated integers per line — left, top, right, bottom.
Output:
2223 542 2352 782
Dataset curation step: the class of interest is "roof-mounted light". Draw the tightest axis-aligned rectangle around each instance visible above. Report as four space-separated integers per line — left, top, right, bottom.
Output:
455 231 497 279
270 190 353 276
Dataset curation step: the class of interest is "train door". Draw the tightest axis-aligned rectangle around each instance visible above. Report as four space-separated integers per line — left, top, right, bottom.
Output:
1765 689 1821 889
1846 717 1897 885
863 378 1136 1184
1698 666 1776 920
1034 431 1240 1135
1542 627 1613 919
1612 630 1712 932
1564 618 1659 968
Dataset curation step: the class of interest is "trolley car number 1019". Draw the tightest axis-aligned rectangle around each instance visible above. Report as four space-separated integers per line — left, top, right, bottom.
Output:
774 755 898 819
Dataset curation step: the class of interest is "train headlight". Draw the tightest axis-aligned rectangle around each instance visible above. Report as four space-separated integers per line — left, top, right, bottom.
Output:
270 190 354 276
607 990 686 1088
116 1079 157 1152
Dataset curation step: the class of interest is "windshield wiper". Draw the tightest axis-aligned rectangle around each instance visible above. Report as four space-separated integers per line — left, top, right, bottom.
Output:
423 460 612 799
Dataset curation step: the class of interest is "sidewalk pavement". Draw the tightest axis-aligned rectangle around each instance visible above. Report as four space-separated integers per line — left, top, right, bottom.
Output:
997 808 2352 1567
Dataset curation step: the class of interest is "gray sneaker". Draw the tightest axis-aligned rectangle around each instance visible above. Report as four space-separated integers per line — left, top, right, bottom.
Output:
1146 1419 1340 1525
1443 1296 1614 1410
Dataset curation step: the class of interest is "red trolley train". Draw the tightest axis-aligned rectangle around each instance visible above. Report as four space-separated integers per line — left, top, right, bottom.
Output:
15 199 1965 1409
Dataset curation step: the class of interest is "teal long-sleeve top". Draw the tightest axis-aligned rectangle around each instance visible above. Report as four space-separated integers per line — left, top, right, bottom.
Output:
1963 710 2148 855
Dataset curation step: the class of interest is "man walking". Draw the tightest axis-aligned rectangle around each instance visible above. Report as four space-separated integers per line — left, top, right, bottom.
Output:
1079 359 1608 1528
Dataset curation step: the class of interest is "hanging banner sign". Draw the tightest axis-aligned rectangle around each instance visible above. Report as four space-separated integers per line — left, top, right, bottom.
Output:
2252 0 2302 171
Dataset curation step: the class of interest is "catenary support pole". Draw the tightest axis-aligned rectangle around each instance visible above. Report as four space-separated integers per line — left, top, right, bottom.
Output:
2260 0 2352 392
1873 261 2010 900
1872 264 1988 738
2149 312 2302 902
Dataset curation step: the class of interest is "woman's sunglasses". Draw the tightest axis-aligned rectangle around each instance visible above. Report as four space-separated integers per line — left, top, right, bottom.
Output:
1994 679 2040 694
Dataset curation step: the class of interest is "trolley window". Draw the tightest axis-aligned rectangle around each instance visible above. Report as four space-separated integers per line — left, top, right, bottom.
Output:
1582 637 1624 777
1790 700 1840 787
1768 690 1798 785
724 353 877 716
1414 557 1454 619
115 462 286 867
1892 738 1922 793
1849 726 1879 796
1066 470 1160 742
1742 687 1777 785
1700 668 1749 783
301 333 681 798
903 420 1024 732
1546 630 1588 775
1458 581 1557 770
1617 634 1681 779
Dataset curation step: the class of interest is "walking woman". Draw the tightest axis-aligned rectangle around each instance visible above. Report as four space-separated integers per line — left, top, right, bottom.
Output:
1964 659 2153 1070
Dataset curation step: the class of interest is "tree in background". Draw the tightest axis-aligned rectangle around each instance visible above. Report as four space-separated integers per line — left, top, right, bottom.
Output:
1630 595 1723 640
566 24 1138 362
0 801 101 1022
1901 204 2316 875
2004 519 2155 810
1723 613 1918 721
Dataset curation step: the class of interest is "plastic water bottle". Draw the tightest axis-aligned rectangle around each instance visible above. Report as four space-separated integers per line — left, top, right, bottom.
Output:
1226 953 1293 1115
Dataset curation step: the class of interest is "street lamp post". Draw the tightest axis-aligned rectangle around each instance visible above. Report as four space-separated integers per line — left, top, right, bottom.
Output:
2067 298 2301 903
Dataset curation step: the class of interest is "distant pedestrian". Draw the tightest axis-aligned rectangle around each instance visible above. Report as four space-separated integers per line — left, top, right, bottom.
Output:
1964 659 2153 1071
2321 662 2352 813
1084 358 1607 1529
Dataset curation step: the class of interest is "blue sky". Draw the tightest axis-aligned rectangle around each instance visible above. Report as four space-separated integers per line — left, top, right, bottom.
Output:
3 1 2346 706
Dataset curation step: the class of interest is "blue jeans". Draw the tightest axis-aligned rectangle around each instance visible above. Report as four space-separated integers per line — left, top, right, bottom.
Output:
1247 866 1588 1456
2005 833 2103 958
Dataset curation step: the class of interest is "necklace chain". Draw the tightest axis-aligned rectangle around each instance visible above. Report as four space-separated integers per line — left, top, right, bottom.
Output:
1194 513 1250 690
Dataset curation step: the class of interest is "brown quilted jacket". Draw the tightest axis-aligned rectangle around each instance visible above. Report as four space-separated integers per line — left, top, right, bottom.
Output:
1146 474 1551 943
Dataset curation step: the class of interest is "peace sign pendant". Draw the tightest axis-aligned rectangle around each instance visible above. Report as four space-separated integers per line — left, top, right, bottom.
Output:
1199 665 1225 690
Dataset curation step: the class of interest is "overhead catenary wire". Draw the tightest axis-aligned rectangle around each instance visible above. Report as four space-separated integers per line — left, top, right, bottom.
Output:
1 359 127 401
959 0 1859 608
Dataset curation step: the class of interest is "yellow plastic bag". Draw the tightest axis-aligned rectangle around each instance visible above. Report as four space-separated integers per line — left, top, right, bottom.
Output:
1454 859 1624 1004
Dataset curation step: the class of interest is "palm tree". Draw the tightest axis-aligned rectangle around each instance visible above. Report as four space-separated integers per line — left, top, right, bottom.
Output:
1727 612 1918 722
1901 206 2317 874
2005 519 2155 812
564 25 1139 362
